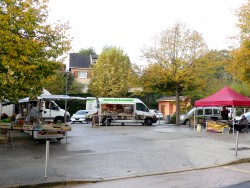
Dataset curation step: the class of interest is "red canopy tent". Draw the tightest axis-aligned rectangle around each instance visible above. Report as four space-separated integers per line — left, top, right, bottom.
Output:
194 86 250 107
194 86 250 133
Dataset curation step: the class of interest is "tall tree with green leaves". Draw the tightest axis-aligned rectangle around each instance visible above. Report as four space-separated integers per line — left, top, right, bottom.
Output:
44 71 84 94
226 0 250 86
0 0 71 102
188 50 234 99
78 47 96 56
141 22 208 125
88 47 134 97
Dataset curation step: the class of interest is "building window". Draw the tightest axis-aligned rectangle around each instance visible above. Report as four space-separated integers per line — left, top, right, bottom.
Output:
78 71 87 78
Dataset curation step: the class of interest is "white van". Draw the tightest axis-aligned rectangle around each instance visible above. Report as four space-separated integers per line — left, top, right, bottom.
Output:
22 100 70 124
41 100 69 123
180 107 222 125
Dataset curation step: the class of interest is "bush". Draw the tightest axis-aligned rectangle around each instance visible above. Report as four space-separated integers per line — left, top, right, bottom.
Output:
236 110 242 116
171 114 176 123
56 99 86 116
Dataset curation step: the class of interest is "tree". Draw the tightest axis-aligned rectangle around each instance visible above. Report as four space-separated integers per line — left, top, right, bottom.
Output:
43 71 84 94
78 47 96 56
88 47 134 97
141 22 208 125
226 0 250 86
236 0 250 41
0 0 71 102
188 50 234 99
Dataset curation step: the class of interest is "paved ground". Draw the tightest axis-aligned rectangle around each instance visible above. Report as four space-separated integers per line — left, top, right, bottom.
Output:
1 122 250 187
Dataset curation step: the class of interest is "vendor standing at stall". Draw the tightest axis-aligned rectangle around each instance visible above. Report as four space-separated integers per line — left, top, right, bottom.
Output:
221 106 229 120
25 104 38 124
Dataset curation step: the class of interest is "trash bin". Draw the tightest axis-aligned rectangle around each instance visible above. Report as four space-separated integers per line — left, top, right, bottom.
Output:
165 115 171 124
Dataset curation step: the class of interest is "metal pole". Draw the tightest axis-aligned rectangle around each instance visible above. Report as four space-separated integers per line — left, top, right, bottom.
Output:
64 72 68 124
45 140 50 178
66 131 67 143
232 106 235 135
194 107 196 131
235 131 239 156
0 102 2 123
98 106 100 127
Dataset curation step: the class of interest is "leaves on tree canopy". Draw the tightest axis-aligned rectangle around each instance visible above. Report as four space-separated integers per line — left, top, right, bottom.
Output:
78 47 97 56
141 22 209 124
141 22 208 95
227 0 250 86
88 47 134 97
0 0 71 102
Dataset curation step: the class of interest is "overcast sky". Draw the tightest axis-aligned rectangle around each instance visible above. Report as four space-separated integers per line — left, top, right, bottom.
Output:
47 0 246 66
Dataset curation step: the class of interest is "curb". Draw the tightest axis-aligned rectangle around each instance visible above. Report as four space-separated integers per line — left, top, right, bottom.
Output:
4 158 250 188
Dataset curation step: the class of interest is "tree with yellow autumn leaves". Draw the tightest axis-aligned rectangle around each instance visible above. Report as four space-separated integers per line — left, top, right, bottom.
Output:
0 0 71 102
226 0 250 86
141 22 209 125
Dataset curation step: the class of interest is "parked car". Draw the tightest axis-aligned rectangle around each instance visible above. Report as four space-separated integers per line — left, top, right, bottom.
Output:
180 107 222 126
229 112 250 132
70 110 88 124
149 109 164 120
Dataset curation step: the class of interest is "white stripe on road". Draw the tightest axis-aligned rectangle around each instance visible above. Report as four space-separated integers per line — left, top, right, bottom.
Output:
223 166 250 173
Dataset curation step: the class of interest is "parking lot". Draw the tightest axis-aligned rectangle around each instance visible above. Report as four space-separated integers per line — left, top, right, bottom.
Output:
1 122 250 187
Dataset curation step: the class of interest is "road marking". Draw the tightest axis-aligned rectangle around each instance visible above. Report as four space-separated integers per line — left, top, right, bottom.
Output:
223 166 250 173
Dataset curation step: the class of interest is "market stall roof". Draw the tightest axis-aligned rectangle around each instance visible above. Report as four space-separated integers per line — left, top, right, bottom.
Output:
18 97 30 103
37 95 86 100
39 89 86 100
194 86 250 107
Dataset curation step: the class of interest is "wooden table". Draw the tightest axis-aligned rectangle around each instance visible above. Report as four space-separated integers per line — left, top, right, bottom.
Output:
0 123 21 149
0 123 72 148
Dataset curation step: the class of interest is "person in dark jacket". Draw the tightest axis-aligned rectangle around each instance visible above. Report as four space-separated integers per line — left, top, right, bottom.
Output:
235 115 248 133
221 107 229 120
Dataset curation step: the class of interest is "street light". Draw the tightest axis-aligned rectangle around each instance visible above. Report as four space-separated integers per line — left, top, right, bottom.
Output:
64 71 70 123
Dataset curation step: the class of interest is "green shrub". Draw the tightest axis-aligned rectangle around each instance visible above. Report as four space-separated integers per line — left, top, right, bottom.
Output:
1 118 12 123
171 114 176 123
236 110 242 116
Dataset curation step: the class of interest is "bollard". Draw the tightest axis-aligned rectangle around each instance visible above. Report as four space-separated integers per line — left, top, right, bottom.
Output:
197 124 202 132
235 131 239 156
45 140 50 178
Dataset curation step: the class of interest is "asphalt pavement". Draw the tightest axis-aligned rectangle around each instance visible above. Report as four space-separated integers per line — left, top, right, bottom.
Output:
1 121 250 188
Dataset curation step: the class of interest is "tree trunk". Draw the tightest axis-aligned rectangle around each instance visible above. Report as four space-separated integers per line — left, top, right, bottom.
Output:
175 89 180 125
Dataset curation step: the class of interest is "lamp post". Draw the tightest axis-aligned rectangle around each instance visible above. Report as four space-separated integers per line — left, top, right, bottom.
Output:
64 71 69 123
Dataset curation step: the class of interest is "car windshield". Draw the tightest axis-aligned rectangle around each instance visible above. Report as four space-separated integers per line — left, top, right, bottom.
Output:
75 110 87 115
187 108 195 116
243 112 250 119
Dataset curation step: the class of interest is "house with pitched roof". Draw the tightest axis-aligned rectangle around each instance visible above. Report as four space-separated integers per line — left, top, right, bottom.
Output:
69 53 98 92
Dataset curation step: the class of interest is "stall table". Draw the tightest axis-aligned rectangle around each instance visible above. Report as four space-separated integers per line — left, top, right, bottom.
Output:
0 123 72 148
